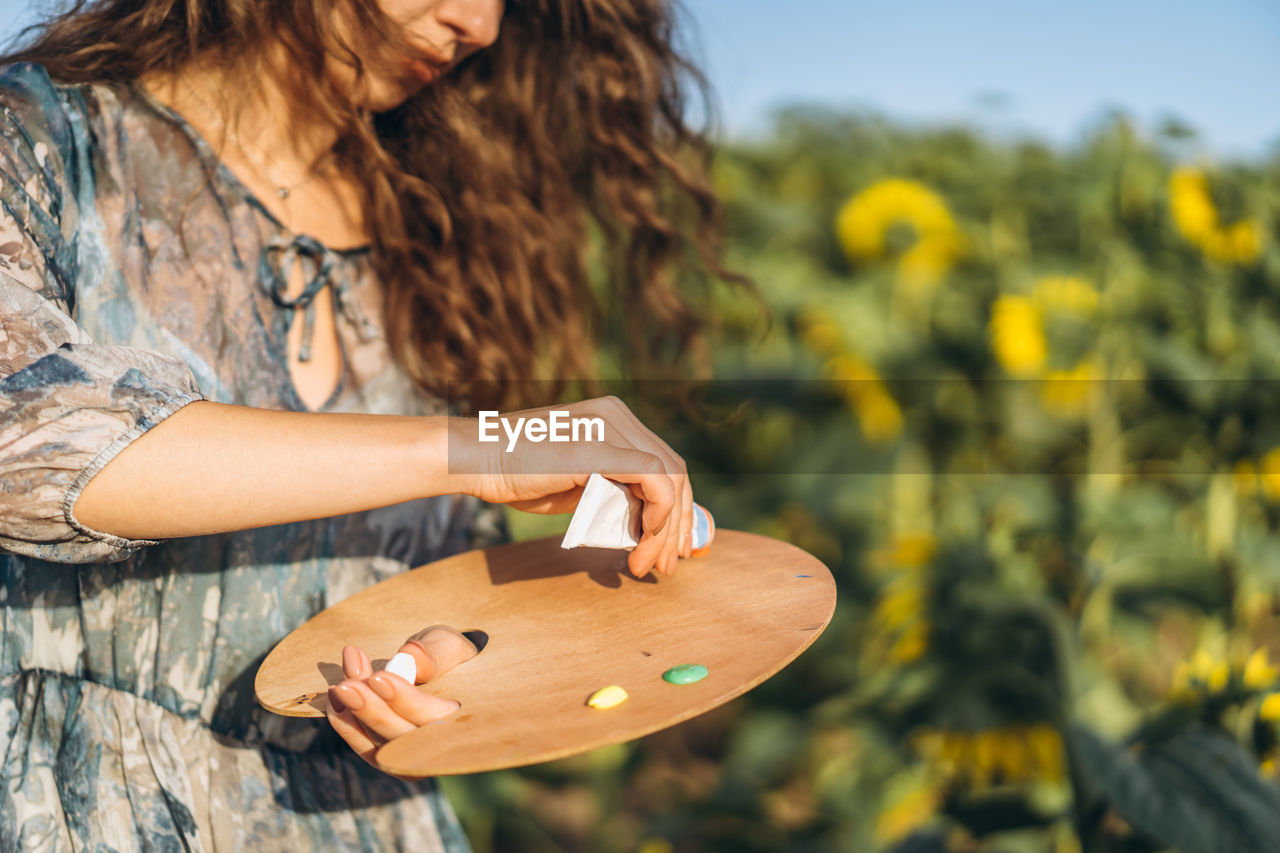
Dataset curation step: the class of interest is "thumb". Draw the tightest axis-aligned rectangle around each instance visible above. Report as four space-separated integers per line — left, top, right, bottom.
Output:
396 625 480 683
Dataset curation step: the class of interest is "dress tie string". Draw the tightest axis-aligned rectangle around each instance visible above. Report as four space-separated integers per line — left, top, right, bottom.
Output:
258 234 379 361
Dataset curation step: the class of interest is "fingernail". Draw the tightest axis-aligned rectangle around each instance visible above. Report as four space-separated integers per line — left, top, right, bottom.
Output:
427 697 462 717
368 674 396 701
342 646 359 674
333 683 364 711
328 688 346 713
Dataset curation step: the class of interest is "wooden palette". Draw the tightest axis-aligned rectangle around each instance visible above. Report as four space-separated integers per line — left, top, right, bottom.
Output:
255 529 836 778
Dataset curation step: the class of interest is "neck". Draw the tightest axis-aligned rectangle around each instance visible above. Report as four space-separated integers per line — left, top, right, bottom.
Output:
142 43 342 185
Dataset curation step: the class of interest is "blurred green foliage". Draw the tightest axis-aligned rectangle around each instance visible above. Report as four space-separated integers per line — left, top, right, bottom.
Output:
441 110 1280 852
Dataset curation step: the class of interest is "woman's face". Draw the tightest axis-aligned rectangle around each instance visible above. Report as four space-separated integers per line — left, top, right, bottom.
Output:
329 0 505 110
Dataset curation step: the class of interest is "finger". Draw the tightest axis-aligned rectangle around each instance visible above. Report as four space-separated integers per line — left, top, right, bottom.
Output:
678 477 694 560
594 457 671 578
342 644 372 680
506 485 585 515
621 474 676 578
402 625 480 683
659 476 687 575
326 687 381 761
337 677 459 741
601 401 691 573
609 464 674 529
626 522 668 579
633 477 681 576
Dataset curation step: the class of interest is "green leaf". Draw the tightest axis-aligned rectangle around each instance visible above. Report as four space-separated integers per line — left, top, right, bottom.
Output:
1067 722 1280 853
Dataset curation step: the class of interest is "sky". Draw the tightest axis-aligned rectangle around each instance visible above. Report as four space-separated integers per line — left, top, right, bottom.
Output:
2 0 1277 161
682 0 1280 161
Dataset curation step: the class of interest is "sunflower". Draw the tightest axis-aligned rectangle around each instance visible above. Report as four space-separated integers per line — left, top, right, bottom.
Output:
1169 645 1279 702
826 353 904 444
835 178 965 289
867 532 938 572
990 276 1103 418
910 724 1066 789
874 776 943 844
1259 448 1280 502
1168 166 1264 265
989 295 1048 377
1040 358 1101 418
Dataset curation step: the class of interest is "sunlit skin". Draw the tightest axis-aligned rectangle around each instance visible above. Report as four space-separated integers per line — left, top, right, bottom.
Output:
332 0 505 112
327 627 482 780
138 0 503 240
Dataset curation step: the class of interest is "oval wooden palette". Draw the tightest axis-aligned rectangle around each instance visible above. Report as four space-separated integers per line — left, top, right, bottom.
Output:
255 529 836 777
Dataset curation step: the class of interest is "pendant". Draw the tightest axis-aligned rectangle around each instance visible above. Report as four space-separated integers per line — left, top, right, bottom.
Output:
277 186 290 200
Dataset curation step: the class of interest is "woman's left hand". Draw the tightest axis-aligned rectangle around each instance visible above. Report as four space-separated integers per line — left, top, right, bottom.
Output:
324 625 477 781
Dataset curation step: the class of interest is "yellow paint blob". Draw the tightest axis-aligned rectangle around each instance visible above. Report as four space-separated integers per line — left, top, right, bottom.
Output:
587 685 629 709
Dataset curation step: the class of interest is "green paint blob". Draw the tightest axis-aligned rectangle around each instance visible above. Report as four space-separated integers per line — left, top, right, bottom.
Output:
662 664 708 685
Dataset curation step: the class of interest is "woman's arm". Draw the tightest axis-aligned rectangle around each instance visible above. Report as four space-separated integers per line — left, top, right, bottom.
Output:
72 400 460 539
72 395 695 578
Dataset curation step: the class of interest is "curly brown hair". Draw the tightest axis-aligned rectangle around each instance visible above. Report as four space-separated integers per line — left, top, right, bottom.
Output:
1 0 758 411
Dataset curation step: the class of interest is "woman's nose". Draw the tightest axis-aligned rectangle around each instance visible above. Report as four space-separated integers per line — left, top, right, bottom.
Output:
435 0 503 51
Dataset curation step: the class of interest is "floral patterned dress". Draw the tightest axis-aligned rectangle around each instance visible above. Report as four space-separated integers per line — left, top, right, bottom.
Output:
0 61 503 851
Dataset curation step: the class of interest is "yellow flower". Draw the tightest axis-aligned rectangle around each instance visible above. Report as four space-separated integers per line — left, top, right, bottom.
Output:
827 353 877 385
909 725 1064 789
990 295 1047 376
899 233 966 289
993 728 1029 782
798 309 845 358
1032 275 1099 315
1026 724 1066 783
1170 652 1204 700
1040 359 1100 418
868 533 938 572
872 575 926 632
1260 693 1280 722
1168 166 1264 265
1169 167 1218 240
1260 448 1280 502
858 387 903 443
875 778 942 844
1234 460 1260 498
1226 220 1263 263
1244 648 1279 691
825 354 903 443
869 573 931 664
835 178 964 288
1171 647 1241 699
1208 660 1231 693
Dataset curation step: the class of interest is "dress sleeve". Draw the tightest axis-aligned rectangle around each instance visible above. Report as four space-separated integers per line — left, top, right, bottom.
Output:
0 62 207 564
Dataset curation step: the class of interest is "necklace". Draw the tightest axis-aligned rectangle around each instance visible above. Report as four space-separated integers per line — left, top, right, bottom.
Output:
182 81 332 202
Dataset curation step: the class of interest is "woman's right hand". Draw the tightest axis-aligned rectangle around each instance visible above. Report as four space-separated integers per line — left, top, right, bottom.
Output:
449 396 694 579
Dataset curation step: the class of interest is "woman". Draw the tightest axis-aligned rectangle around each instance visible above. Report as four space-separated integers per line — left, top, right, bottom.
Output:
0 0 750 848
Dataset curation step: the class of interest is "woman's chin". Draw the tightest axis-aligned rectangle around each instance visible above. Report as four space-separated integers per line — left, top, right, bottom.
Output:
360 75 425 111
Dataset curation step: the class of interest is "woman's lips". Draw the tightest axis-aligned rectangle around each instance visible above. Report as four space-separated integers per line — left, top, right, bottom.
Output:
403 54 449 84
